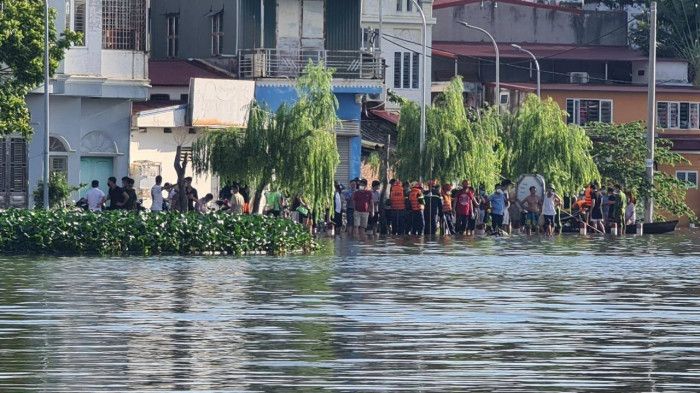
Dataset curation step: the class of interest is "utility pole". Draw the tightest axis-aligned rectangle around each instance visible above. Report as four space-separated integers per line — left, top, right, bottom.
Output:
43 0 50 210
410 0 427 180
645 1 657 223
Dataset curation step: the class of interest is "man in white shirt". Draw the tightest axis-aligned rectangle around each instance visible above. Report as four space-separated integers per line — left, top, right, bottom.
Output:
85 180 105 212
151 175 164 212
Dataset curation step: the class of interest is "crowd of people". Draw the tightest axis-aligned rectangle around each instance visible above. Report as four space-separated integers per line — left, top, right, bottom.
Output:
78 173 636 237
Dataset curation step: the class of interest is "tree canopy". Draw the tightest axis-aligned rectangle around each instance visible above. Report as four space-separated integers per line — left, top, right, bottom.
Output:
192 62 340 216
587 121 696 220
0 0 79 137
395 77 503 189
503 95 600 195
631 0 700 85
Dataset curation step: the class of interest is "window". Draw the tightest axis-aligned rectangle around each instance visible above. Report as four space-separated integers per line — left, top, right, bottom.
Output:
103 0 146 50
406 0 413 11
166 14 179 58
211 12 224 56
676 171 698 189
180 94 189 102
658 101 700 130
49 137 68 175
566 99 613 125
74 0 86 36
396 0 402 11
150 94 170 101
393 51 419 90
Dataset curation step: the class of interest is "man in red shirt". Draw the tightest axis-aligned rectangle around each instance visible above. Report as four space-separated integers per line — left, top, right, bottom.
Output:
455 180 477 236
351 179 374 238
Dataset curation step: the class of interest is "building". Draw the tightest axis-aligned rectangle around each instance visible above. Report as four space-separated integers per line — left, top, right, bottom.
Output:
13 0 150 208
149 0 383 183
431 0 700 222
361 0 435 107
130 59 236 208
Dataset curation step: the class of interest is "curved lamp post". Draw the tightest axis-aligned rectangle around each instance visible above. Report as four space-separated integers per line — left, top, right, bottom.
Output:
456 20 499 111
410 0 428 180
511 44 540 98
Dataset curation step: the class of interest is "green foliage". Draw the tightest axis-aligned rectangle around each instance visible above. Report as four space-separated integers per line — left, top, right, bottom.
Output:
587 121 696 220
0 0 81 137
192 62 339 216
32 172 82 209
364 151 382 177
631 0 700 85
0 210 315 256
395 77 502 188
504 95 600 194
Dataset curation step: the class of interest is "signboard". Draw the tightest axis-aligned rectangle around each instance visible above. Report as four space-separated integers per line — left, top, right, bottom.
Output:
515 174 546 203
188 78 255 128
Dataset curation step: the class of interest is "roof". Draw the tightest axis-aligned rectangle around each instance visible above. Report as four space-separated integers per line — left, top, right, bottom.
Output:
132 100 184 115
492 82 700 94
149 59 233 86
369 109 399 125
362 110 398 149
432 42 646 62
434 0 582 13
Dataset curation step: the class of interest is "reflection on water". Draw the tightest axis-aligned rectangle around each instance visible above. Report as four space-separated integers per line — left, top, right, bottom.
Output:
2 232 700 391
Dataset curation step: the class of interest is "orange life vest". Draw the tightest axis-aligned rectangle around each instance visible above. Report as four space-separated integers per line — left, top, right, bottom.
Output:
442 192 452 212
584 186 593 207
409 187 423 211
389 184 406 210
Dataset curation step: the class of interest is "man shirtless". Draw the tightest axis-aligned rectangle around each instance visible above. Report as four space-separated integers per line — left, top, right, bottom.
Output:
520 186 542 235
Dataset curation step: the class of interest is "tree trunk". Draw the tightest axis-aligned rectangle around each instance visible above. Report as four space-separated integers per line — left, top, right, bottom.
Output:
252 182 268 215
174 145 189 212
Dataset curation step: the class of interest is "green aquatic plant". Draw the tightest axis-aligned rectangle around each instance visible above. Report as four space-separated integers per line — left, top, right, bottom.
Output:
0 210 315 256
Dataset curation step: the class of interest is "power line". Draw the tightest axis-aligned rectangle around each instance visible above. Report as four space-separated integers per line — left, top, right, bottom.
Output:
382 33 635 85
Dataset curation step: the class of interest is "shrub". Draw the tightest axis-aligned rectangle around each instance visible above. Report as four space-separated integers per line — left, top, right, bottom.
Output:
0 209 315 256
33 173 82 209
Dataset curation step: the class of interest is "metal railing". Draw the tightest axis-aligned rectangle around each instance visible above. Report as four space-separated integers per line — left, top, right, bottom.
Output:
238 48 384 80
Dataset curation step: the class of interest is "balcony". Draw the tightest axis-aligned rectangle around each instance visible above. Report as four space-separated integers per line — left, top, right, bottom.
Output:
238 49 384 80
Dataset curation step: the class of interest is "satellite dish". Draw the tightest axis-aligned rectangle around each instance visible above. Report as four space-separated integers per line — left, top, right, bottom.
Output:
515 174 546 203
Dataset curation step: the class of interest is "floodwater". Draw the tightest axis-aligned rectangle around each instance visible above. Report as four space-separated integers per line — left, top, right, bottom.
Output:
2 232 700 392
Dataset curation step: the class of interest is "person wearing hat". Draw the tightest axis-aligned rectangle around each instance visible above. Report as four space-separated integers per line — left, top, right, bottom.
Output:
542 186 562 236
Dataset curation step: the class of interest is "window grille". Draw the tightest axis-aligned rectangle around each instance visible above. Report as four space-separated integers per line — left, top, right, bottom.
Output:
167 14 179 57
102 0 146 50
211 12 224 56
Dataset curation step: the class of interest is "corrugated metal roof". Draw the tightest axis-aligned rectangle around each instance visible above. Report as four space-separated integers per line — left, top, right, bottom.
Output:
493 82 700 94
433 42 647 62
149 59 233 86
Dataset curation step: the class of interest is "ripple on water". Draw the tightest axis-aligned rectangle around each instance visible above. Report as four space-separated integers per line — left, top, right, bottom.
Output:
1 232 700 391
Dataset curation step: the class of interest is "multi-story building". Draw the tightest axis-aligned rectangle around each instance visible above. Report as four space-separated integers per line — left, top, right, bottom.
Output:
361 0 435 107
149 0 383 183
14 0 150 207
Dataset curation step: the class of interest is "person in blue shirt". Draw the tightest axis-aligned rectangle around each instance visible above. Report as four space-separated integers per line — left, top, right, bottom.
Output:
489 186 508 235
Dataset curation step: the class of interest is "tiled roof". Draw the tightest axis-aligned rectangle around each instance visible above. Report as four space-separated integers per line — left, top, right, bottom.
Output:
361 110 398 149
432 42 646 62
149 59 233 86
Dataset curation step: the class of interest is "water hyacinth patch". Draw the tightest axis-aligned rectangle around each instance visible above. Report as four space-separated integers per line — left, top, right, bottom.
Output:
0 209 315 256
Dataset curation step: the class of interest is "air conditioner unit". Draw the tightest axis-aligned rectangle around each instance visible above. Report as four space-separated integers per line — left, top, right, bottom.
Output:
499 92 510 105
569 72 590 84
244 53 267 78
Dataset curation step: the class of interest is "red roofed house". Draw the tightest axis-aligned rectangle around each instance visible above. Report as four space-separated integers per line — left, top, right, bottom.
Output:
432 0 700 223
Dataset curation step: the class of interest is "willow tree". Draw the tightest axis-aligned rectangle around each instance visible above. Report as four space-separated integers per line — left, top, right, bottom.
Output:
588 121 696 220
192 62 339 215
395 77 502 188
504 95 599 194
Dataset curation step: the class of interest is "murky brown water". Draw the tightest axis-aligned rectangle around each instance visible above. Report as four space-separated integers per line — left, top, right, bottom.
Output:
1 232 700 391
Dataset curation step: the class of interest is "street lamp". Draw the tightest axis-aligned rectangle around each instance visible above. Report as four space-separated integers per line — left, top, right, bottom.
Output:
43 0 50 210
456 21 499 111
511 44 540 98
410 0 427 180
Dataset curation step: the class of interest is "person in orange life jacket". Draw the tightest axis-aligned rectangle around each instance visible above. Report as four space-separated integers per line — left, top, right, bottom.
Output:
441 183 456 235
389 179 406 235
408 182 425 235
424 185 444 235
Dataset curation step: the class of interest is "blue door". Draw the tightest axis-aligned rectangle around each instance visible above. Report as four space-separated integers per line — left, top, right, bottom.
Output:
80 157 113 196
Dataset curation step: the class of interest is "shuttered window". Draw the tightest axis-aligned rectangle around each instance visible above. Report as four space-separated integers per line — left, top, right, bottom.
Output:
411 52 419 89
0 138 28 208
658 101 700 130
393 52 401 88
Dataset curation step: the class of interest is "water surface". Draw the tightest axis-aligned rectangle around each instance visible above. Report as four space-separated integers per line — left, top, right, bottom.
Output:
2 232 700 391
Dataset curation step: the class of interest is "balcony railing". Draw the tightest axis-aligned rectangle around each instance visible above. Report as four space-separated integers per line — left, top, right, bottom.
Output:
238 48 383 80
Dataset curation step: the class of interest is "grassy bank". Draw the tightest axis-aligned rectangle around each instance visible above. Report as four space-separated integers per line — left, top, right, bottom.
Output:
0 209 315 256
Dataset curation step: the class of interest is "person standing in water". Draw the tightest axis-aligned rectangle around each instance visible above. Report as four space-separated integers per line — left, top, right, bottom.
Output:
520 186 542 235
542 187 562 236
589 184 606 234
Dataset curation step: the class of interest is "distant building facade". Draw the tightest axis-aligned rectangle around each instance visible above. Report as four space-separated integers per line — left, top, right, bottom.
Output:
13 0 150 208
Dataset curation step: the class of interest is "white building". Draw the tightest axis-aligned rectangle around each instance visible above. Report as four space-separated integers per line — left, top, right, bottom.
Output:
362 0 435 108
20 0 149 207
